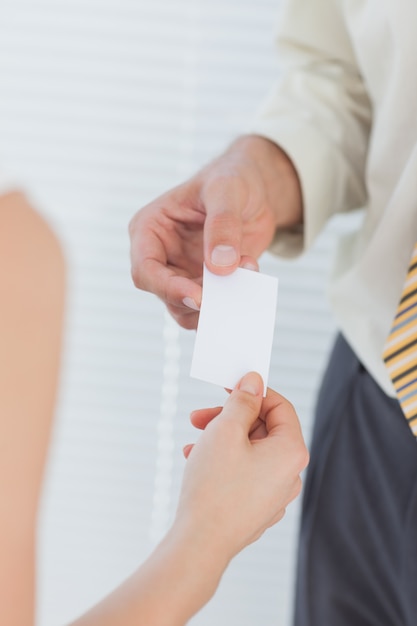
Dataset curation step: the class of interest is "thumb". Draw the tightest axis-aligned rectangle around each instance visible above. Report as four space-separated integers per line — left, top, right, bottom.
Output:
220 372 264 431
202 176 248 275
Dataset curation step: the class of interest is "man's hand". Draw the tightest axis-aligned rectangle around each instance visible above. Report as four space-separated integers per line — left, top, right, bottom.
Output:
129 135 302 329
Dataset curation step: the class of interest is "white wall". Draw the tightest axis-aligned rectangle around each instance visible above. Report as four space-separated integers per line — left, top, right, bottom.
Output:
0 1 343 624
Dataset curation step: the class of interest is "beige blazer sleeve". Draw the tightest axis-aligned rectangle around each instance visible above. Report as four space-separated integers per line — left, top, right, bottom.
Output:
252 0 372 256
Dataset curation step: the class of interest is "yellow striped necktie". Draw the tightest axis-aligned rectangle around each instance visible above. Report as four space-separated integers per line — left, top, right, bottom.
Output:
383 242 417 437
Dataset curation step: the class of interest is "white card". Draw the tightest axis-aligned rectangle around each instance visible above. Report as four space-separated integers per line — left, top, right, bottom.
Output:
190 265 278 395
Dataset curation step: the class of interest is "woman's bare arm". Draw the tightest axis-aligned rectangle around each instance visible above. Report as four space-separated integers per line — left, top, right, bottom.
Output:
0 191 66 626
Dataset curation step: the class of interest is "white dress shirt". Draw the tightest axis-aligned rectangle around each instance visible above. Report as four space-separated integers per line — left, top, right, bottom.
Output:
252 0 417 397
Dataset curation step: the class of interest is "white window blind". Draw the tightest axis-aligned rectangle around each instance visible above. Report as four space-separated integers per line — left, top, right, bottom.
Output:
0 1 347 624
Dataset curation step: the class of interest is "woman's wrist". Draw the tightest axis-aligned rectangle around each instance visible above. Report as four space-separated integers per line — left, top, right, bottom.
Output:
69 518 230 626
157 517 231 618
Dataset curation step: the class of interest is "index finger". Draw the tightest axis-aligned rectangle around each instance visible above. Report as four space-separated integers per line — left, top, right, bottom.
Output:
129 212 202 310
259 388 309 471
259 387 303 439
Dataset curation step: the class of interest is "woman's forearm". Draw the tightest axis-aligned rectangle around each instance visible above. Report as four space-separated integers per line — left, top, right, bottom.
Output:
69 373 308 626
70 521 228 626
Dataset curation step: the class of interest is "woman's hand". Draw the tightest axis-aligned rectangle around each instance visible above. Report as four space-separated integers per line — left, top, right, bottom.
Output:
175 372 309 561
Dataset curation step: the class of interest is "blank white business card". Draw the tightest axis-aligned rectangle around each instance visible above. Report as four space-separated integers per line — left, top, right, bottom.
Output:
190 265 278 395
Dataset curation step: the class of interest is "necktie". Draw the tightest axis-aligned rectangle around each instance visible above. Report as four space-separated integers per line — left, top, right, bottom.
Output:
383 242 417 437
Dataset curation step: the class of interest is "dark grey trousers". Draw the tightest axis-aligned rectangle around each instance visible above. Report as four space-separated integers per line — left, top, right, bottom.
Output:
294 334 417 626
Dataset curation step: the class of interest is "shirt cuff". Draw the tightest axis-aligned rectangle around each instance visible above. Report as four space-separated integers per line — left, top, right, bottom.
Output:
250 117 350 258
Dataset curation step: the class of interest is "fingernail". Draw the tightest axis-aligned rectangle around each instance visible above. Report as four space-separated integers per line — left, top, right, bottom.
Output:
239 372 262 396
183 443 194 459
183 297 200 311
241 261 258 271
211 245 238 267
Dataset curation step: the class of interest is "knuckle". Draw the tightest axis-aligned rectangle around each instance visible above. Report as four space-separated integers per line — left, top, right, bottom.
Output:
267 389 296 415
292 444 310 474
300 446 310 471
130 264 146 290
234 390 261 412
283 478 302 508
272 508 286 526
291 477 303 501
205 171 247 195
204 173 248 214
282 397 297 415
208 209 241 238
